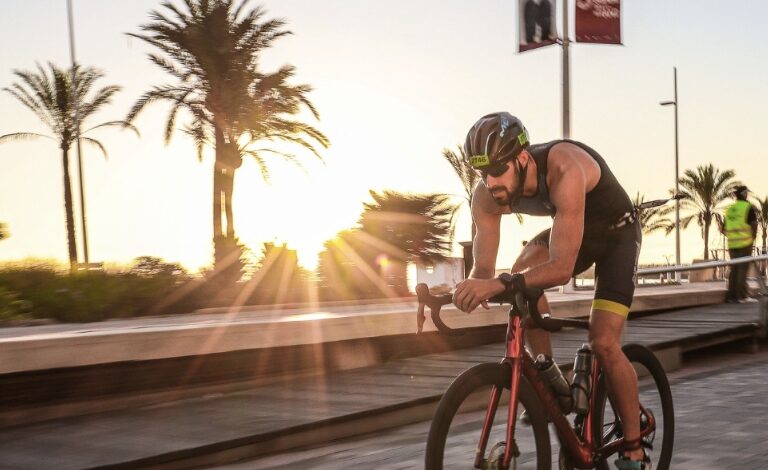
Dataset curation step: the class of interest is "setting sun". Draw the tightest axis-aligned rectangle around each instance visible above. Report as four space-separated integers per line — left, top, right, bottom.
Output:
232 157 370 270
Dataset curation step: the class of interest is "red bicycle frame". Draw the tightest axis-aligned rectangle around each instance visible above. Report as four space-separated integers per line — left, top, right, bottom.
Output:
474 307 657 470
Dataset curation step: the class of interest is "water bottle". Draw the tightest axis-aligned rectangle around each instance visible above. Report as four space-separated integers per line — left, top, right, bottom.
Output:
570 344 593 415
535 354 573 413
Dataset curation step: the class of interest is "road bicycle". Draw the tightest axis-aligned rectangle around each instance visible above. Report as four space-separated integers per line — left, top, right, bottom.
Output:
416 284 674 470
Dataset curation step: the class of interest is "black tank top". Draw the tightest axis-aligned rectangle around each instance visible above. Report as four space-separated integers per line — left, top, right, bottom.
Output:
509 139 633 238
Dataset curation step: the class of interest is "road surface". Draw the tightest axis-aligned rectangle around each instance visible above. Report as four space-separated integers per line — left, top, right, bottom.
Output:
219 345 768 469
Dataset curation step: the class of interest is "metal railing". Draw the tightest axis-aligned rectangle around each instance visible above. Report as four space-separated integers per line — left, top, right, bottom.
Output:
636 254 768 338
636 254 768 279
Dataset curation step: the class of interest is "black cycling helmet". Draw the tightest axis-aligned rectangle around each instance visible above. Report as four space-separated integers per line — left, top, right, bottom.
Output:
734 185 749 198
464 112 529 172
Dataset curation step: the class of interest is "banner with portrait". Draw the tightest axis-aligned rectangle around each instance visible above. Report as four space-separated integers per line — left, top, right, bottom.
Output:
575 0 621 44
518 0 558 53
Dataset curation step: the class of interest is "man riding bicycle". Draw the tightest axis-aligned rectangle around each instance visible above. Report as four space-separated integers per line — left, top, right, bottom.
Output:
452 112 648 469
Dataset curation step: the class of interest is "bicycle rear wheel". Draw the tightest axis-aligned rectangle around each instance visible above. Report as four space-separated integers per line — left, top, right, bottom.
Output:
592 344 674 470
425 362 551 470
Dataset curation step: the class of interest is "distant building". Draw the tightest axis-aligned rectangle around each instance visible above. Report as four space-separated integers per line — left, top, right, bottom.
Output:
411 258 465 294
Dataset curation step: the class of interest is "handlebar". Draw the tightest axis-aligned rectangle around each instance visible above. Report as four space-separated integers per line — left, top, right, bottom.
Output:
415 283 590 335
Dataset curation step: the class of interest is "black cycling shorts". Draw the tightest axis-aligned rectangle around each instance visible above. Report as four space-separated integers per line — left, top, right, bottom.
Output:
527 222 642 317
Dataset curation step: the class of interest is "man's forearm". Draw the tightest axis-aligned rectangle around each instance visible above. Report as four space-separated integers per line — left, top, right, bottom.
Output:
469 267 496 279
516 259 572 289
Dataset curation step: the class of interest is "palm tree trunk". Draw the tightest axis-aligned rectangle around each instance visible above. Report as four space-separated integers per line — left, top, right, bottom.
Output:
213 165 224 239
61 145 78 268
213 127 225 241
703 219 711 260
223 168 235 239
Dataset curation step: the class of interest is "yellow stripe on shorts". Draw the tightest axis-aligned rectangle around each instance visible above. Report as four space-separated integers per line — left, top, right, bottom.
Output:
592 299 630 317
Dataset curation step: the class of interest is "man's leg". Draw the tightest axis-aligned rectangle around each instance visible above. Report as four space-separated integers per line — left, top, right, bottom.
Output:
735 247 751 299
590 309 644 461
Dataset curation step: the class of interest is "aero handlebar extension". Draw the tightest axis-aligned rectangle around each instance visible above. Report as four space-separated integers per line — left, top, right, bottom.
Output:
415 283 590 335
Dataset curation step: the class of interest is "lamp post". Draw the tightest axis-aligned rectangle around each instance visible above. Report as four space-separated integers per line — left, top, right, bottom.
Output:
660 66 680 278
67 0 89 266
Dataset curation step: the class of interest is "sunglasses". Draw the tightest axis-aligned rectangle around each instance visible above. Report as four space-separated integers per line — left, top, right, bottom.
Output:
470 156 513 180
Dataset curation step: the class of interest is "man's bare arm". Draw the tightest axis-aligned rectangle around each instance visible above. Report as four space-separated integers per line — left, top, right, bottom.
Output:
469 187 502 279
452 187 505 313
518 152 588 288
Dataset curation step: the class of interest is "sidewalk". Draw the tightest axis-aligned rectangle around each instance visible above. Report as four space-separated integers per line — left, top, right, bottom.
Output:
0 282 728 374
0 293 762 469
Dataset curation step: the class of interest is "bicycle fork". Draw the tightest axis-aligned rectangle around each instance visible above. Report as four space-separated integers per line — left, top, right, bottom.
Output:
474 315 524 470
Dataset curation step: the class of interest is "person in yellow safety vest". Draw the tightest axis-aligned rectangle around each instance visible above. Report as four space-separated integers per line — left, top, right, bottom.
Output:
721 185 758 303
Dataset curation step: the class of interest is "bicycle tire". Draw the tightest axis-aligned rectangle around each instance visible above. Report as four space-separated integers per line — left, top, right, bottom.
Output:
592 344 675 470
425 362 551 470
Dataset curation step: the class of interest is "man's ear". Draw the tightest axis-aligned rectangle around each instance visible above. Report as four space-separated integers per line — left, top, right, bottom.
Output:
517 149 531 166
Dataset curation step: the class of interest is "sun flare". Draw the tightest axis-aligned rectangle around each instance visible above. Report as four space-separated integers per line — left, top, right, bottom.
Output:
233 160 367 270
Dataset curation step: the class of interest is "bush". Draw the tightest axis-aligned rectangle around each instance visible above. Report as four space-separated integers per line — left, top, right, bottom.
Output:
0 261 207 323
0 286 33 321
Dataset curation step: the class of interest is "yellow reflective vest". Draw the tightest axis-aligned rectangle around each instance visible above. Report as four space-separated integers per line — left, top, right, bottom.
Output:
724 200 754 249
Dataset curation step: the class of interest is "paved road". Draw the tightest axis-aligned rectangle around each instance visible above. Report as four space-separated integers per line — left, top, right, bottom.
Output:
218 346 768 469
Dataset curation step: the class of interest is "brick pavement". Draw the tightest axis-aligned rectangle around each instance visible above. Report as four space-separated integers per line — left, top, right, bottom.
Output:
229 350 768 469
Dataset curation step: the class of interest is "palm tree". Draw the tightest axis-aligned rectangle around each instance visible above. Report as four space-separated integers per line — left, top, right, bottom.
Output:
1 63 136 267
128 0 329 280
360 190 454 264
442 146 478 206
632 192 674 235
752 196 768 255
317 191 455 299
442 146 478 240
677 164 740 260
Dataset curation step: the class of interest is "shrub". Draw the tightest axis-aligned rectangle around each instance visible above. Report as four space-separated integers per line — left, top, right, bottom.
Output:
0 261 205 323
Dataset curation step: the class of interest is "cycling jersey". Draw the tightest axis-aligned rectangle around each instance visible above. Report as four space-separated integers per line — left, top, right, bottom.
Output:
518 140 640 317
512 139 635 238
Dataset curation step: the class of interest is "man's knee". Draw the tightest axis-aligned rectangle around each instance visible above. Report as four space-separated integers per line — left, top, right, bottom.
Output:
589 335 622 360
589 309 627 360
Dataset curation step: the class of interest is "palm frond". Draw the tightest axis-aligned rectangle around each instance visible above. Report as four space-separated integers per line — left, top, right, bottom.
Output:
79 137 109 159
0 132 52 143
242 150 271 183
82 120 141 138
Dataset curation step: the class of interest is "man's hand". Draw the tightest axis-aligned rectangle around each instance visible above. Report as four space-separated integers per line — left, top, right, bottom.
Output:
453 278 505 313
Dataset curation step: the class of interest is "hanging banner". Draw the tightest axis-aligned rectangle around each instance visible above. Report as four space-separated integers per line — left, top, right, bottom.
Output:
518 0 558 53
575 0 622 44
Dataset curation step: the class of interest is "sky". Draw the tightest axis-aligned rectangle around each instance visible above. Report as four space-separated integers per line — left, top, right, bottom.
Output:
1 0 767 272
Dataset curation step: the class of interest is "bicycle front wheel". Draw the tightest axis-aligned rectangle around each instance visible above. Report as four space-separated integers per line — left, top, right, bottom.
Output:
425 362 551 470
592 344 675 470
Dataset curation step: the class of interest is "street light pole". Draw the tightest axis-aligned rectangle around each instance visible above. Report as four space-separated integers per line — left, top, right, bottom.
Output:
660 66 680 277
562 0 571 139
67 0 89 265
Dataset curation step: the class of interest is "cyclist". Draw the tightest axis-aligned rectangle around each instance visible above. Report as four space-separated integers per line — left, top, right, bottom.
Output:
452 112 648 469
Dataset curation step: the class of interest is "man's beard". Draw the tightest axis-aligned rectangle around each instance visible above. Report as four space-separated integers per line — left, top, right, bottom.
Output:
490 186 512 206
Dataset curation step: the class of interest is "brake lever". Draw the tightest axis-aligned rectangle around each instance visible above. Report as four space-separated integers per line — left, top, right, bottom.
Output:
415 283 462 336
416 298 427 334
